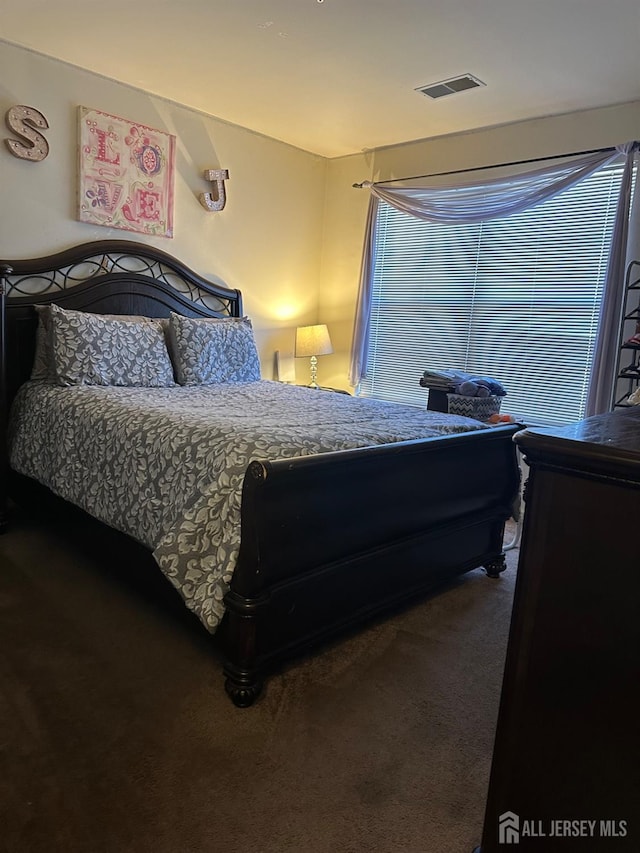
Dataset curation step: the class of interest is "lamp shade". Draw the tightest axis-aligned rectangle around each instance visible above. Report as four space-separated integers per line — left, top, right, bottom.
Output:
295 324 333 358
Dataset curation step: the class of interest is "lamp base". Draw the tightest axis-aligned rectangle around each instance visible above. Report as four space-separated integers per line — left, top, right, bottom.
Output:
308 355 318 388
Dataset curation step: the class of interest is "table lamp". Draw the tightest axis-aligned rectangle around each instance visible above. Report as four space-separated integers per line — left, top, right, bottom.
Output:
295 323 333 388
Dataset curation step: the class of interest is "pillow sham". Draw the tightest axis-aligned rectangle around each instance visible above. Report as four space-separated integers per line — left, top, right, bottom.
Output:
49 303 175 387
168 312 261 385
31 305 171 384
31 305 56 382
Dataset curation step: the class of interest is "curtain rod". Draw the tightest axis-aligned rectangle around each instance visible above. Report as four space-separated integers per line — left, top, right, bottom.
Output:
351 145 617 188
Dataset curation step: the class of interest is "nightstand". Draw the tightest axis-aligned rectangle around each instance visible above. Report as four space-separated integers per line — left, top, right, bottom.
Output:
317 386 351 395
298 385 351 395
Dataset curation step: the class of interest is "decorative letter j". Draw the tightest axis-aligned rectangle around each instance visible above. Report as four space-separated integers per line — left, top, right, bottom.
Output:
199 169 229 212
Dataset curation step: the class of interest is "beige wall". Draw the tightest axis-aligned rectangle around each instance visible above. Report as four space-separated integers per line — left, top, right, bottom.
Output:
3 40 640 391
320 101 640 390
0 40 327 383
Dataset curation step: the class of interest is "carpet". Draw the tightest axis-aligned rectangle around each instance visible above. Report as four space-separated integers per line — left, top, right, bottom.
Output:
0 511 518 853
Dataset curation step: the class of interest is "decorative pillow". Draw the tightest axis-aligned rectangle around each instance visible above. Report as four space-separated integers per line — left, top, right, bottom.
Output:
31 305 56 382
49 303 175 387
168 312 261 385
31 305 170 384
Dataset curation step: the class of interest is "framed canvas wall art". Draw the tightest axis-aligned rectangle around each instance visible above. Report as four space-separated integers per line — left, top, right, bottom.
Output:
78 106 176 238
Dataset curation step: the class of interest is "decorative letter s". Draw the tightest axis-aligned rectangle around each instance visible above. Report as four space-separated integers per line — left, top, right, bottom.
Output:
5 105 50 161
199 168 229 212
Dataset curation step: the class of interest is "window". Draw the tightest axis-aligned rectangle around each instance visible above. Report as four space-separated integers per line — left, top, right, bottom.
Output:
359 162 631 426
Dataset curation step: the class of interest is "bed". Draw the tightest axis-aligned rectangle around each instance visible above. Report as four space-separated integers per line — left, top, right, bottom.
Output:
0 240 521 707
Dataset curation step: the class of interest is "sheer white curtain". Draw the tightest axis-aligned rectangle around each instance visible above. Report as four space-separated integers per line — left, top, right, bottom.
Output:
586 141 639 414
349 144 639 416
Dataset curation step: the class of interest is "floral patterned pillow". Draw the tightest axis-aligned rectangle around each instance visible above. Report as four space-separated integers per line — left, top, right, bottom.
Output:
32 305 172 384
30 305 57 382
168 313 261 385
49 303 175 387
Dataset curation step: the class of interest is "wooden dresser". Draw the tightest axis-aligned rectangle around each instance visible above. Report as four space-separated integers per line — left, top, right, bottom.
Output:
476 407 640 852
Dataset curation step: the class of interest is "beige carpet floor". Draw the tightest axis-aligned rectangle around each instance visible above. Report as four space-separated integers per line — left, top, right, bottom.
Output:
0 510 518 853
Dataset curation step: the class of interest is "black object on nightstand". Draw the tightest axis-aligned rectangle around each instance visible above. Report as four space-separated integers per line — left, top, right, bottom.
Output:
425 387 449 412
317 385 351 395
302 385 351 394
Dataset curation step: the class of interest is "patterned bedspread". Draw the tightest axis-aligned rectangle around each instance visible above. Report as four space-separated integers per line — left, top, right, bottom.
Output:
9 380 488 633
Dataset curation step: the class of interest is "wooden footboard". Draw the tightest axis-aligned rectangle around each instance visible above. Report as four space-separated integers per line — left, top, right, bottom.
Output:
219 423 521 706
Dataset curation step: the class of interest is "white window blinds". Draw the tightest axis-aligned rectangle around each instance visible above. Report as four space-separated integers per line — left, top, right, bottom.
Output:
359 163 629 426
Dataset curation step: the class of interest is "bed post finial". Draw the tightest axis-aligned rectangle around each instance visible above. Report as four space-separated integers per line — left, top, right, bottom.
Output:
0 264 13 532
0 265 11 294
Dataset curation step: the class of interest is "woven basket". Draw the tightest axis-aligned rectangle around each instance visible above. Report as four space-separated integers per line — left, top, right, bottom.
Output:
446 393 502 422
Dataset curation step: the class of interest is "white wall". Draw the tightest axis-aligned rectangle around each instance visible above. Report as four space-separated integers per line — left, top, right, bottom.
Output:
320 101 640 390
0 40 327 382
3 40 640 391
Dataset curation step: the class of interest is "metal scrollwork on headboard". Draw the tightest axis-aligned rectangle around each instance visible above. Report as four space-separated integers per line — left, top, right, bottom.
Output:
2 240 243 317
5 255 113 297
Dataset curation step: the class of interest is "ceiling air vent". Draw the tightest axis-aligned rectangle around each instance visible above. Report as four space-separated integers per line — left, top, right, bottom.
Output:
416 74 485 100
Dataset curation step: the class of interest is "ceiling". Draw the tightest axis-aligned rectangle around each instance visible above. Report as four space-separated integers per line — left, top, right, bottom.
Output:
3 0 640 158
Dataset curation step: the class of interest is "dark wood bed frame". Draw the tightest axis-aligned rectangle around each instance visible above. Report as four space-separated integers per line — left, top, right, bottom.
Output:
0 240 521 707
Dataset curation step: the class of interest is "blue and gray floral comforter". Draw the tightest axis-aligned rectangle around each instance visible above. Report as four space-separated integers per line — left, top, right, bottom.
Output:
9 380 487 632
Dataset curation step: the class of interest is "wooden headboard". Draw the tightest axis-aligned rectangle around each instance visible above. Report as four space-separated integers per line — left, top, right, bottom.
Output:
0 239 244 410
